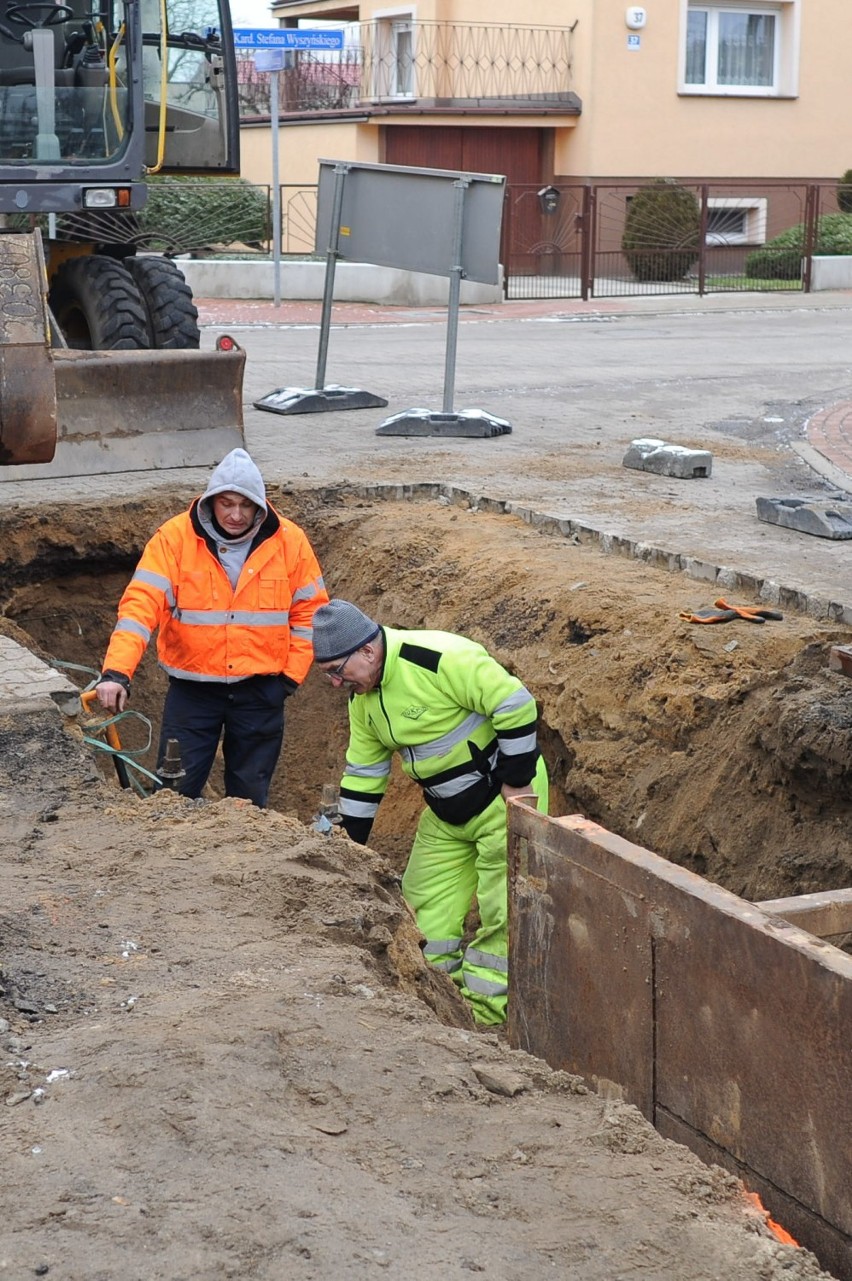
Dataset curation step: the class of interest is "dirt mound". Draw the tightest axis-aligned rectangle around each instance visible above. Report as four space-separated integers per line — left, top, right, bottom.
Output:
0 714 834 1279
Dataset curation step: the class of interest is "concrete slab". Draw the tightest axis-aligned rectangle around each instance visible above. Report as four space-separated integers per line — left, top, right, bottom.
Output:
622 437 713 478
0 635 80 715
756 495 852 538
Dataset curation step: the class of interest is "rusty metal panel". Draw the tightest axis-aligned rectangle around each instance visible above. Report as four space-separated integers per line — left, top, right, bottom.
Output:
509 809 656 1114
509 810 852 1279
658 1115 852 1281
654 899 852 1236
757 888 852 939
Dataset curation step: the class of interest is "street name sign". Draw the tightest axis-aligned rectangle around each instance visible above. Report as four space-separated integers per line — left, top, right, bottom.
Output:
233 28 344 50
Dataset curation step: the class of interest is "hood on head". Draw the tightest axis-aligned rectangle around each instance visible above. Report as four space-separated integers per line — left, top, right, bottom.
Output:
202 448 267 515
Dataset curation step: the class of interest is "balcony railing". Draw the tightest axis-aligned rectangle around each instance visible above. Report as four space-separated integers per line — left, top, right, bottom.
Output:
237 20 577 117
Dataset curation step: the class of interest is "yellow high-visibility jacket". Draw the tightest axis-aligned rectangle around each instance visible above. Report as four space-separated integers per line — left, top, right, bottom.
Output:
102 501 327 688
339 627 541 843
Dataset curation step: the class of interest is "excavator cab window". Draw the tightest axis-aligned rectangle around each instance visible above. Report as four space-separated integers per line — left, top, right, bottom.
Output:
0 0 237 177
0 0 133 164
140 0 238 174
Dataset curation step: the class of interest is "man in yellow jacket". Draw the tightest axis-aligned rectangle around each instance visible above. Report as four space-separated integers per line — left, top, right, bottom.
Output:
96 448 328 807
312 598 548 1025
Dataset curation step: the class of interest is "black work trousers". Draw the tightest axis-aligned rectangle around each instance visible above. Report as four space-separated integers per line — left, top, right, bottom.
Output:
157 674 287 808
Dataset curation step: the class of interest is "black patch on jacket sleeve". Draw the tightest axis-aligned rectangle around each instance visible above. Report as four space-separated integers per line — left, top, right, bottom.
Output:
399 641 441 673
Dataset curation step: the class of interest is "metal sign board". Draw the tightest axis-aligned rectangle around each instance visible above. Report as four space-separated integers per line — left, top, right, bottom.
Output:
315 159 506 286
233 28 344 50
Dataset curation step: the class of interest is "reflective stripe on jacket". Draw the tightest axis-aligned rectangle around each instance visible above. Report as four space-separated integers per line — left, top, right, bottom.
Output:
102 500 327 685
339 627 540 833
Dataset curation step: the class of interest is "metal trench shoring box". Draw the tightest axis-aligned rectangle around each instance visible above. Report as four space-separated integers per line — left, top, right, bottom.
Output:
508 806 852 1281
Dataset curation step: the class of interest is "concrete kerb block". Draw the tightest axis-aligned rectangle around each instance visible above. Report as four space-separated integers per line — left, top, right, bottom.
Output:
715 567 742 593
623 438 713 480
681 557 720 583
479 495 510 516
758 580 783 607
732 570 762 598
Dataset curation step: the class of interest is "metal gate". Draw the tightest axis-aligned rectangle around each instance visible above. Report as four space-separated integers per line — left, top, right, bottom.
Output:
503 180 834 300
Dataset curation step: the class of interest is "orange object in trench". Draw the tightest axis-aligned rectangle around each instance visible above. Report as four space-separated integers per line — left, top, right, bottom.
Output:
743 1190 798 1247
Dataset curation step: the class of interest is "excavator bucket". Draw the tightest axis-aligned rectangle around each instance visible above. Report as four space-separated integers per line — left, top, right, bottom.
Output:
0 232 246 481
0 233 58 466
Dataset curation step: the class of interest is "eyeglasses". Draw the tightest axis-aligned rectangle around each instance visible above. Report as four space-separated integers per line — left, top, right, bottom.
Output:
323 651 357 682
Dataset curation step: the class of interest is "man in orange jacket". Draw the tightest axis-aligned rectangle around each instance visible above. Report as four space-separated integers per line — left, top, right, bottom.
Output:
96 448 328 807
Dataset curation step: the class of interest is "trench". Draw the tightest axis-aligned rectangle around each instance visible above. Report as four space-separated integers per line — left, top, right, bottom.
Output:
3 484 852 909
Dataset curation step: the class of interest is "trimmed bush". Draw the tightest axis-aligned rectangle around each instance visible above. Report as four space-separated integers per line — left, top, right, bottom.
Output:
742 247 802 281
838 170 852 215
622 180 700 282
7 176 271 255
744 212 852 280
139 176 270 252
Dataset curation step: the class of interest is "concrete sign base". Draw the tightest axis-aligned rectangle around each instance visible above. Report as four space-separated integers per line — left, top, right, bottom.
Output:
254 385 388 416
376 408 512 438
756 495 852 538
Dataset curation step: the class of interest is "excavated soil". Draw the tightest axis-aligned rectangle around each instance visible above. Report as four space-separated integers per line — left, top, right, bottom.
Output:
0 485 849 1280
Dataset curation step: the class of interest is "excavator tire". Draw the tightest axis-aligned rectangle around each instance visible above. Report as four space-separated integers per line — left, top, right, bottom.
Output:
48 255 150 351
127 255 201 350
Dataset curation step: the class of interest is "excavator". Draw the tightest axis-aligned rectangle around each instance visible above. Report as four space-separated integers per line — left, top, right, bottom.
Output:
0 0 247 476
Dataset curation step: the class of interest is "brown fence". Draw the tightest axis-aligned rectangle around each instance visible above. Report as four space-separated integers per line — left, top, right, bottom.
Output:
132 178 852 301
502 180 849 300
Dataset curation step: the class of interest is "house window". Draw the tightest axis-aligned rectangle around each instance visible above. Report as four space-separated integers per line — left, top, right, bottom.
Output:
680 1 799 96
705 197 767 245
369 10 416 100
392 21 413 97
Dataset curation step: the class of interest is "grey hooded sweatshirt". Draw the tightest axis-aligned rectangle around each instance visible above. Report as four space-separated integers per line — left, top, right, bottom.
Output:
196 448 267 590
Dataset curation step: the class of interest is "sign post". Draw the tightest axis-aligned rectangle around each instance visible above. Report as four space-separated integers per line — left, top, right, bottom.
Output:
234 29 345 310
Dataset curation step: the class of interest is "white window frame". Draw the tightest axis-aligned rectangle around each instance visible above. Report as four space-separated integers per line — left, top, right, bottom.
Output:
391 20 414 97
704 197 767 245
370 6 416 101
678 0 800 97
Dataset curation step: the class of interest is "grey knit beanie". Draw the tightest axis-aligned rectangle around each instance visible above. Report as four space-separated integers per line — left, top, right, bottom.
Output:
312 599 380 663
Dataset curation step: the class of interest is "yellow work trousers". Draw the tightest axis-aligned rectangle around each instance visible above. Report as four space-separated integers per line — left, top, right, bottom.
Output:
402 757 548 1025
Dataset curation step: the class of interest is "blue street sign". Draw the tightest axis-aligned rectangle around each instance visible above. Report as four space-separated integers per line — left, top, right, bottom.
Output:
233 28 344 50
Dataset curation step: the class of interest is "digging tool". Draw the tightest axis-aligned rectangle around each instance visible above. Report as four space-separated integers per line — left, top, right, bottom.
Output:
80 688 131 789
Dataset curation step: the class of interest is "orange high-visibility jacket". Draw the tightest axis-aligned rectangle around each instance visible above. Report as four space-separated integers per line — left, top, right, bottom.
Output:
102 501 327 687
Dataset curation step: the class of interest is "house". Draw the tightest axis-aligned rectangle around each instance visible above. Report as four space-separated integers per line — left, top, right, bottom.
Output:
235 1 852 285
